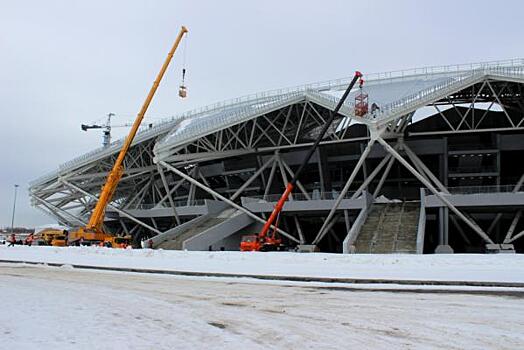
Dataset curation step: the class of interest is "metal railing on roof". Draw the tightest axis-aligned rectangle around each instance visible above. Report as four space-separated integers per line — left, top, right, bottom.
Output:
30 59 524 187
154 92 305 154
60 116 182 169
305 64 524 125
29 116 184 186
37 93 302 184
362 58 524 82
29 170 63 187
370 65 524 123
297 58 524 91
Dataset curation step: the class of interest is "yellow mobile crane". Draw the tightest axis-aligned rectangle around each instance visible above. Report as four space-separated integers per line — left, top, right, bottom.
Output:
68 26 189 246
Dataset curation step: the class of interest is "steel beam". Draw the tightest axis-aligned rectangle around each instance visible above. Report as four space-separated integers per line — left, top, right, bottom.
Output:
264 155 279 198
157 167 196 206
32 195 87 226
373 155 395 198
293 215 305 244
157 164 181 225
486 80 515 127
276 155 293 200
403 143 448 193
450 215 472 245
508 230 524 244
313 139 375 245
376 136 494 244
60 180 162 235
504 210 522 243
278 156 311 200
159 161 299 243
408 127 524 137
351 152 394 200
230 155 276 200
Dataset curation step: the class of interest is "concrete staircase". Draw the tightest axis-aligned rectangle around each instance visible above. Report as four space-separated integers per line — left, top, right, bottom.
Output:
354 202 420 253
155 208 253 250
158 216 228 250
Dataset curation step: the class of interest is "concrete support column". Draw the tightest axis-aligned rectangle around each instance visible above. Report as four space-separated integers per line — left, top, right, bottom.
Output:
496 134 501 186
435 207 453 253
416 188 427 254
442 137 448 187
317 147 332 192
439 207 449 245
360 143 368 186
316 148 325 193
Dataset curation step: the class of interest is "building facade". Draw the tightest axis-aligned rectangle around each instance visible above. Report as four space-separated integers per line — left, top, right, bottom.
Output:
30 60 524 253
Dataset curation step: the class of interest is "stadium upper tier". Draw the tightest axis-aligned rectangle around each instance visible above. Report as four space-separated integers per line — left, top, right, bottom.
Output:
30 58 524 187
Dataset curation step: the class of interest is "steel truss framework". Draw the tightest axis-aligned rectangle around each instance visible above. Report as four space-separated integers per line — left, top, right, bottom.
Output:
30 64 524 252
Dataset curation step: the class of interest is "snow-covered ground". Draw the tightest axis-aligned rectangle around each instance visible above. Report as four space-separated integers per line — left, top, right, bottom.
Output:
1 264 523 350
1 245 524 283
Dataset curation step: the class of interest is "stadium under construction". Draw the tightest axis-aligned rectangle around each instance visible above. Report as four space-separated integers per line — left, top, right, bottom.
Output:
29 59 524 254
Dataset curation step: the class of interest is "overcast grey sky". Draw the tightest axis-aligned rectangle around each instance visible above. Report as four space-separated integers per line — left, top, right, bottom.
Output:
1 0 523 227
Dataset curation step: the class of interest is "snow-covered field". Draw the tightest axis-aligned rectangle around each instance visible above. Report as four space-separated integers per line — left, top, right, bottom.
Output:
1 247 524 349
1 245 524 283
1 263 523 350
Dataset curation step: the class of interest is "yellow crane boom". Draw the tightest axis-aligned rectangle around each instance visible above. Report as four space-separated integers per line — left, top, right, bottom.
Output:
70 26 188 244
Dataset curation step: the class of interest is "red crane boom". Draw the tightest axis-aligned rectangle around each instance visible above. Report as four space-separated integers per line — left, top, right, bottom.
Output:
240 71 364 251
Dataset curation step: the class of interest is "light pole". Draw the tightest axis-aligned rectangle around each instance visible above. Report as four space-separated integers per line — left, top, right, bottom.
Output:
11 184 19 233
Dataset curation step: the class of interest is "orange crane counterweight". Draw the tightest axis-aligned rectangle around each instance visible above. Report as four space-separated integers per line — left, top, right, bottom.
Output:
68 26 189 245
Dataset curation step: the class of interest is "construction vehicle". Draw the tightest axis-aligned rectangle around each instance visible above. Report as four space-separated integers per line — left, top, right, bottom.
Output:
38 228 68 246
239 234 263 251
240 71 364 251
51 235 67 247
39 228 64 244
103 235 132 248
68 26 189 246
81 112 153 148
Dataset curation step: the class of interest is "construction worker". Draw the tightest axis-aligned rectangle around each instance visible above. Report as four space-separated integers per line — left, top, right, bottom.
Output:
25 233 34 246
8 233 16 247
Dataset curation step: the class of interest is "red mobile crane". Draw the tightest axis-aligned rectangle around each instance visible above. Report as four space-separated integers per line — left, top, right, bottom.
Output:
240 71 364 251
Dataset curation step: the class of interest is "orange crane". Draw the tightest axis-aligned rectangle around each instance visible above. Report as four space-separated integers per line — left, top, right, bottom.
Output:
68 26 189 245
240 71 364 251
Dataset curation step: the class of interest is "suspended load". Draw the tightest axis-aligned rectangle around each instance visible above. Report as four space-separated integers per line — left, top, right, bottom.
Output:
178 36 189 98
179 68 187 98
